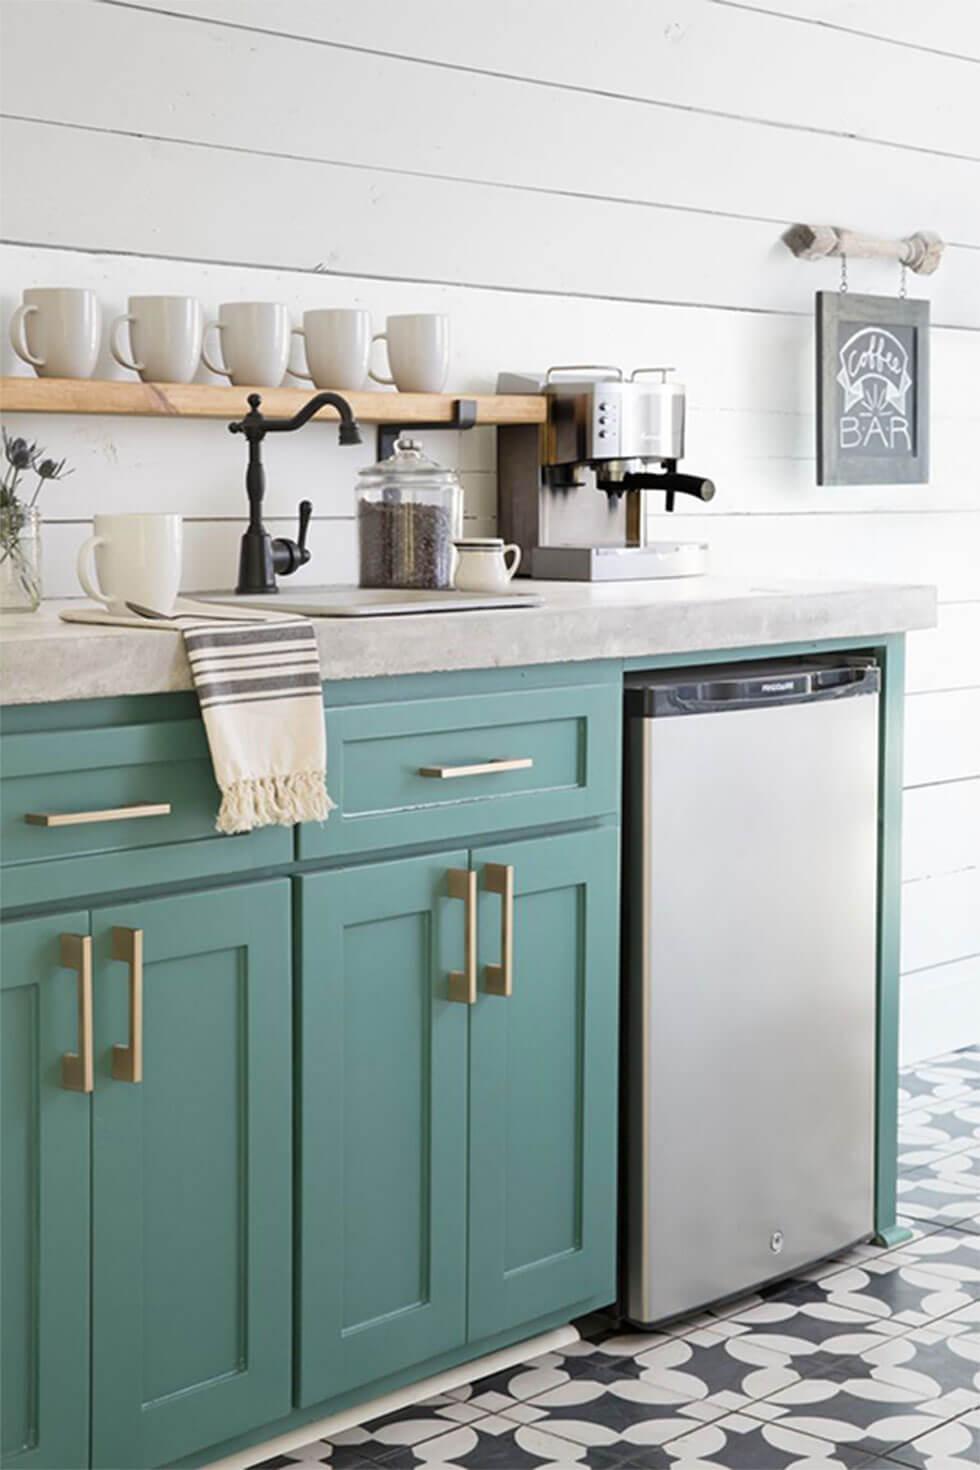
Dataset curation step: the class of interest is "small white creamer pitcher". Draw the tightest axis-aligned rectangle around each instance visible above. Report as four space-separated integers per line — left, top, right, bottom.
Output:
453 537 521 593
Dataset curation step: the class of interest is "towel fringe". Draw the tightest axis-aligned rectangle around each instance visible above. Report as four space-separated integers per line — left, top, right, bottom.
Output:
216 771 334 835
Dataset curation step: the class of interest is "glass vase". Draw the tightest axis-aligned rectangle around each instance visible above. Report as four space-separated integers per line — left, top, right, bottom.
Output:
0 505 42 613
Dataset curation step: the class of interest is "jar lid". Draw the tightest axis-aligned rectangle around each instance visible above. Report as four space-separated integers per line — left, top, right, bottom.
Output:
357 435 460 487
455 537 503 548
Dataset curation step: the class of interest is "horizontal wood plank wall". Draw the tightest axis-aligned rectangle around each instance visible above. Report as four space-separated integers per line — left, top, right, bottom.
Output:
1 0 978 1057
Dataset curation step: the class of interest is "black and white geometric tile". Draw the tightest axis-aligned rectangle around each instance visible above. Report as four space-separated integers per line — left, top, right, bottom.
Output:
250 1047 980 1470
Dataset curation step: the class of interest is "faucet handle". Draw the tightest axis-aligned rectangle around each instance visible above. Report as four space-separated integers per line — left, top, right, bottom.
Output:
272 499 314 577
296 499 312 558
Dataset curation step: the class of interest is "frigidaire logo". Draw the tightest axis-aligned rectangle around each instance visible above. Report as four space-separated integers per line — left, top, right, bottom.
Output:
761 681 795 693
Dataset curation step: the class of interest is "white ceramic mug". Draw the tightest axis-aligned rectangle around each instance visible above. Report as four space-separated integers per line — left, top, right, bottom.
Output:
202 302 299 387
9 288 101 379
290 308 371 389
453 537 521 593
110 295 204 383
76 513 183 616
369 313 450 393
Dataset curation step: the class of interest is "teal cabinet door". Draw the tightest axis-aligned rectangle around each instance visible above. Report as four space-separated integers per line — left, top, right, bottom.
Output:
468 827 620 1341
89 882 292 1469
1 914 91 1470
297 853 468 1406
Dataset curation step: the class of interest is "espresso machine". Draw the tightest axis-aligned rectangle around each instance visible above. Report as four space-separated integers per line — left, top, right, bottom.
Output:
497 366 715 580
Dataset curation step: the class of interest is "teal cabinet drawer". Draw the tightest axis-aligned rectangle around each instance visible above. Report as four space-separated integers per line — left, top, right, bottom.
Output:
301 683 621 859
1 721 291 908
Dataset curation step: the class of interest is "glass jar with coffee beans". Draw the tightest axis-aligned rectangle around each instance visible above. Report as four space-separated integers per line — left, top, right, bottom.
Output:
356 436 462 590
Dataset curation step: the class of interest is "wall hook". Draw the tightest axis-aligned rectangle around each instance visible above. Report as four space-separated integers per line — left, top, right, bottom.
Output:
782 225 944 276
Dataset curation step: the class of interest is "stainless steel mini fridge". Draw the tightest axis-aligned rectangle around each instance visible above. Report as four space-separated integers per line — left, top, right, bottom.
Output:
623 659 880 1326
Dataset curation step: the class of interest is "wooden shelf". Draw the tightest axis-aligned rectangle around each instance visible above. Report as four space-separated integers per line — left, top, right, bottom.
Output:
0 376 546 427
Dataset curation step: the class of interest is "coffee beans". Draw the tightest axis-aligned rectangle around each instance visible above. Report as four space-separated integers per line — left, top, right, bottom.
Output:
358 498 455 589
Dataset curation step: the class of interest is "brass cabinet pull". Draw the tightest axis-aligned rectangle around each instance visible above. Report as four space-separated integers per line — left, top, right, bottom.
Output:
446 868 477 1004
484 864 515 997
25 803 172 828
111 927 144 1084
418 758 533 780
61 934 94 1094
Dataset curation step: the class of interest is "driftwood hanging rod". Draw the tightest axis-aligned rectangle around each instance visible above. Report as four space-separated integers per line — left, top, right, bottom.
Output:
782 225 944 275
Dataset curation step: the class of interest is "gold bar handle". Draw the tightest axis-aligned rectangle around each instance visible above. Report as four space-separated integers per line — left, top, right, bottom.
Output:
61 934 93 1094
26 803 171 828
418 758 533 780
484 864 515 997
446 868 477 1004
111 927 143 1084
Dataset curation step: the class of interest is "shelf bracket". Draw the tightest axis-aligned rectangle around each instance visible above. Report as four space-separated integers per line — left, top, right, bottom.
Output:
376 398 478 460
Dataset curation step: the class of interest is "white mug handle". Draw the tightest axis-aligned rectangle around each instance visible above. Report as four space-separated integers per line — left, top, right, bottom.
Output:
110 314 145 373
10 303 44 367
503 543 522 580
201 321 230 377
76 535 109 605
368 330 395 386
286 325 313 380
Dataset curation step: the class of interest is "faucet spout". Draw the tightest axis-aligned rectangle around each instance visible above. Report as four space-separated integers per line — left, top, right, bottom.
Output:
229 390 363 446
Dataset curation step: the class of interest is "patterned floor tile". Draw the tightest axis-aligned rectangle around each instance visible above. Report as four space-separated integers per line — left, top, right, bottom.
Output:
762 1242 980 1330
929 1049 980 1078
899 1106 980 1175
898 1062 977 1111
279 1393 497 1466
354 1413 631 1467
443 1344 656 1416
493 1367 729 1455
745 1369 978 1458
808 1315 980 1399
884 1406 980 1467
653 1410 876 1466
630 1326 811 1409
896 1168 980 1234
696 1264 963 1339
701 1297 910 1378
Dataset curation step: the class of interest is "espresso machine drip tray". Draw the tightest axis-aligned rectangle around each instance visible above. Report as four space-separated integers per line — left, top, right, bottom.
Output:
531 543 709 582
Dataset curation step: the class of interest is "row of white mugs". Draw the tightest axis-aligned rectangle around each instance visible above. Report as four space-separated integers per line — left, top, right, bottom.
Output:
9 287 451 392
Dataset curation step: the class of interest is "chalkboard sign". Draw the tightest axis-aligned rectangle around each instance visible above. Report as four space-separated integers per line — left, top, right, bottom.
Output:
816 291 929 485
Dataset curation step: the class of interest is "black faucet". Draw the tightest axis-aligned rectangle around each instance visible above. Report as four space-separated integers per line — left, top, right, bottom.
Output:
228 391 363 594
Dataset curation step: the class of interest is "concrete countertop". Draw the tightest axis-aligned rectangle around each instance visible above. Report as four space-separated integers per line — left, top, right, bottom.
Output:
0 579 936 706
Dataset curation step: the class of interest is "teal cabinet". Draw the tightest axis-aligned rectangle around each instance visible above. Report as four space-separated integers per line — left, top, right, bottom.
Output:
300 681 621 861
469 828 620 1339
87 883 293 1469
2 668 626 1467
296 854 469 1406
1 915 91 1470
1 720 291 910
297 830 619 1405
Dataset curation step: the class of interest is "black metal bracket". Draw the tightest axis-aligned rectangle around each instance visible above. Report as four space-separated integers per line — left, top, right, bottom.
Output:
376 398 478 460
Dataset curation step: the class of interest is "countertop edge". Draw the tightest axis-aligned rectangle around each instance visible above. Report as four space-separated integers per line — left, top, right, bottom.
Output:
0 582 938 706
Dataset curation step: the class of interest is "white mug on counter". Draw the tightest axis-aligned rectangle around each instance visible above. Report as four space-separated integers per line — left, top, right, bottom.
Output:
289 308 371 389
202 301 299 387
9 287 101 378
453 537 522 593
369 313 450 393
76 513 183 617
110 296 204 383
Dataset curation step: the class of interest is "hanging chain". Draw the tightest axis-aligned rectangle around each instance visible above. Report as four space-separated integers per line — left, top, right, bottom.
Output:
839 254 848 294
899 261 908 299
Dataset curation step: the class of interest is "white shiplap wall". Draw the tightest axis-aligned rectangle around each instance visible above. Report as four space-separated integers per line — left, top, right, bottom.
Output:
1 0 978 1058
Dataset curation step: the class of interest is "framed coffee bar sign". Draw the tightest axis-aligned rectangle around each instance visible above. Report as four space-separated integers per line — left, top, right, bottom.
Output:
816 291 930 485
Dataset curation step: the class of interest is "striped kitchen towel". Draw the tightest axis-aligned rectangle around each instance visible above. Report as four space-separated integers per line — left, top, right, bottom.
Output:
175 607 333 834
